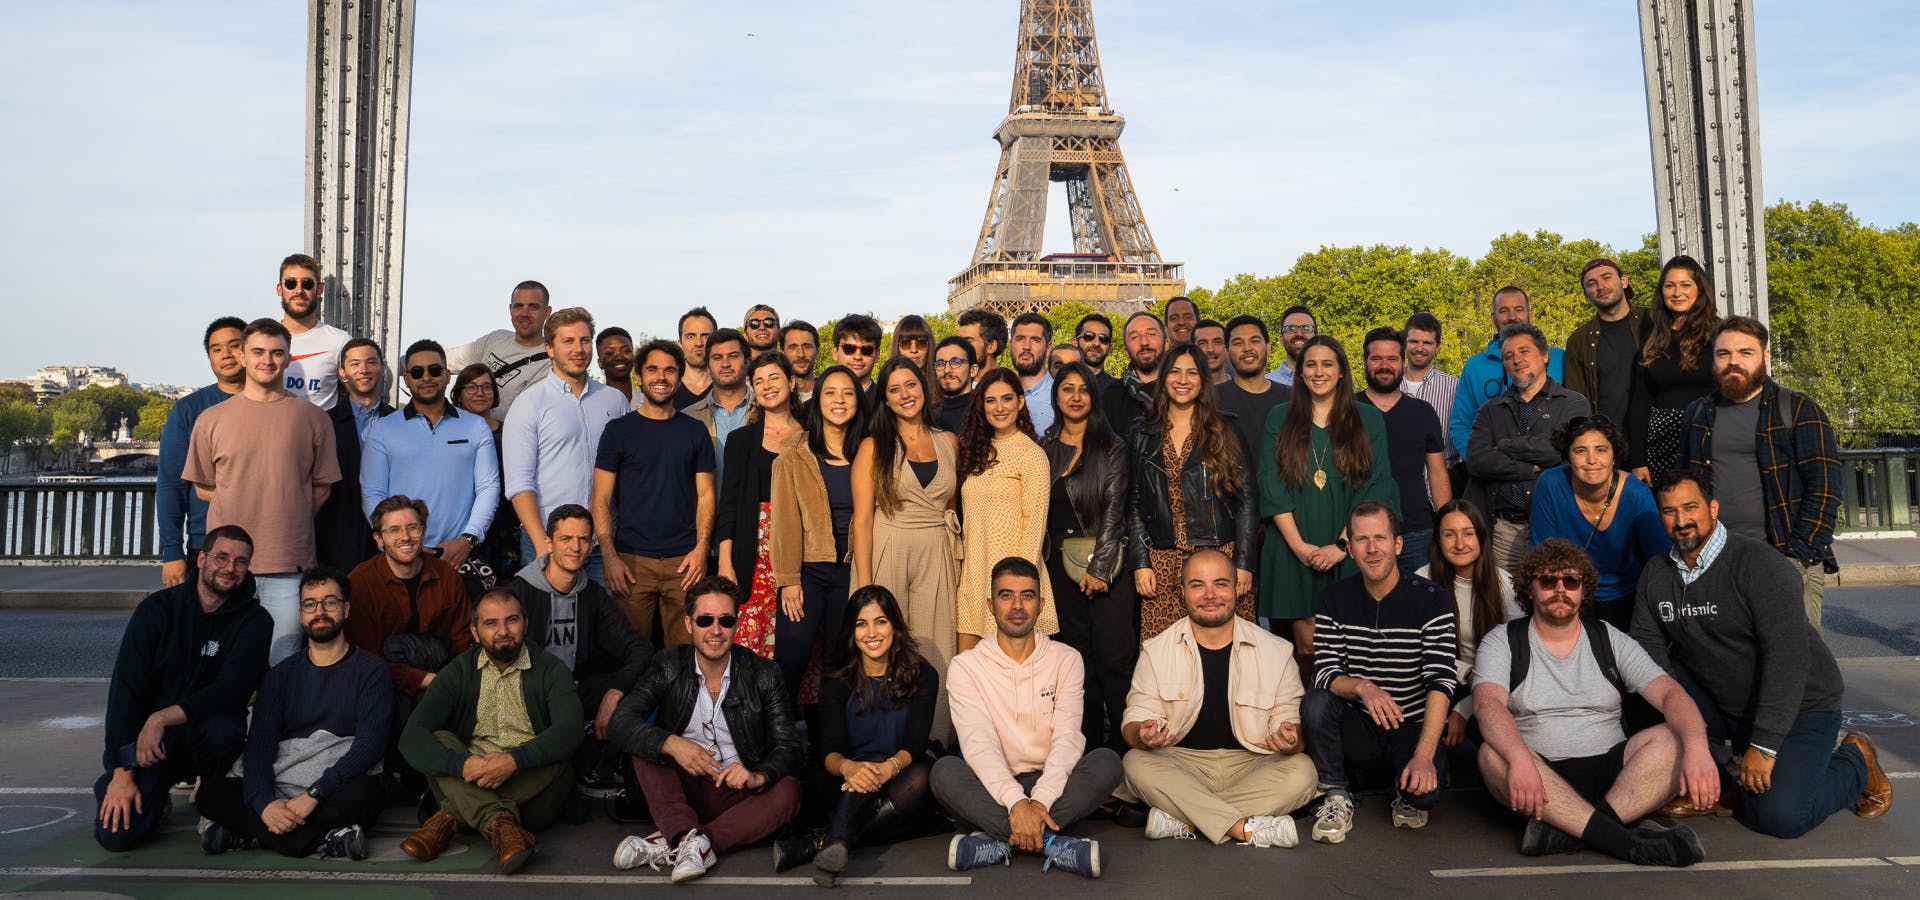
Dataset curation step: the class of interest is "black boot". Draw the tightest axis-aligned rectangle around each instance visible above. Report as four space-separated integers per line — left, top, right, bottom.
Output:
773 828 825 873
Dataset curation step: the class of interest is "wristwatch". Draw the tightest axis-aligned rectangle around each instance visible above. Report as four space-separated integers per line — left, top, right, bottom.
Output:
461 533 479 548
305 785 325 800
1334 536 1349 553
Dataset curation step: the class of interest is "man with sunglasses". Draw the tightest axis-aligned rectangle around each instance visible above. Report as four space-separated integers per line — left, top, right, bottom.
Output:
1073 313 1117 392
362 339 501 572
194 566 391 860
316 337 393 570
96 525 271 851
276 253 352 409
742 305 780 354
611 576 803 883
830 314 884 392
933 336 979 433
1473 539 1712 866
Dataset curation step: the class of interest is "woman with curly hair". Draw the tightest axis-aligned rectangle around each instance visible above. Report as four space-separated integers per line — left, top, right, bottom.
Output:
1258 335 1397 657
1528 415 1670 631
953 367 1053 651
1629 255 1721 482
1128 343 1259 642
716 351 804 660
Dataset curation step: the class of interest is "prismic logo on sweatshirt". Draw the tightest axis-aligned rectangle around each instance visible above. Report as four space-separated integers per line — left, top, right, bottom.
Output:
201 640 221 657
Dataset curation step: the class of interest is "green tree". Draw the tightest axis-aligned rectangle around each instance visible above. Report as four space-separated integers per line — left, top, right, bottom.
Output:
49 394 104 448
0 399 49 448
134 397 173 441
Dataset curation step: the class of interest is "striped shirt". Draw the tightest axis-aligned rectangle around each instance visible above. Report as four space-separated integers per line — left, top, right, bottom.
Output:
1312 572 1459 723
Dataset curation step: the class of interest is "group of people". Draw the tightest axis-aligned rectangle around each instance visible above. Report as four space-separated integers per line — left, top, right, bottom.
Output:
97 252 1889 884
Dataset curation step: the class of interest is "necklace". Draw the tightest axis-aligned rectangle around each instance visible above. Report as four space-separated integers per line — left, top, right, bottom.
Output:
1311 440 1329 490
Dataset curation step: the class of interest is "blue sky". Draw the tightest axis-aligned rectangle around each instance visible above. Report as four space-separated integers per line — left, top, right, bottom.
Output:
2 1 1915 386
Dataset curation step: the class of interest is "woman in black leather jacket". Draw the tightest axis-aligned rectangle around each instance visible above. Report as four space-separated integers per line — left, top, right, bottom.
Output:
1127 343 1259 641
1041 361 1135 752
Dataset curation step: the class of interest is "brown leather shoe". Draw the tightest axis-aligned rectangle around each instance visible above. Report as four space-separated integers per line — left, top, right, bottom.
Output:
1843 731 1893 817
484 811 538 874
1657 795 1734 818
401 810 462 861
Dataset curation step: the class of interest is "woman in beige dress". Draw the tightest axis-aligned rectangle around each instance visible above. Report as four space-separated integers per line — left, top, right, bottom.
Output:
953 367 1055 651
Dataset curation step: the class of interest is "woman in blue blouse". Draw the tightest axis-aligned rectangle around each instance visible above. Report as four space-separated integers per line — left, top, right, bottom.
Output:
1528 415 1671 630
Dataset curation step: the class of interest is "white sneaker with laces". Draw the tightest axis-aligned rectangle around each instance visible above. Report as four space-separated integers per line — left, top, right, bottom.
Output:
670 829 716 883
613 831 672 870
1240 815 1297 848
1312 794 1355 844
1391 797 1430 829
1144 807 1198 840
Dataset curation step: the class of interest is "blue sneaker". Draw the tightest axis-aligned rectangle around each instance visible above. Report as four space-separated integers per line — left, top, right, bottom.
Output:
1041 833 1101 878
947 832 1012 871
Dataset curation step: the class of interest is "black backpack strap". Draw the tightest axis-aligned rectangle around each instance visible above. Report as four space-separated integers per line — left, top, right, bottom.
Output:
493 349 551 380
1582 617 1628 698
1505 617 1533 692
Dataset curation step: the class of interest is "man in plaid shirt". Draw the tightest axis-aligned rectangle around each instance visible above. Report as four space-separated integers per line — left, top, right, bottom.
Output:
1678 316 1841 632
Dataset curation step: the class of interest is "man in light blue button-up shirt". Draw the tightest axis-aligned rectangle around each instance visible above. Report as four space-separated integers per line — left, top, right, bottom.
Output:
1009 313 1056 435
361 339 502 570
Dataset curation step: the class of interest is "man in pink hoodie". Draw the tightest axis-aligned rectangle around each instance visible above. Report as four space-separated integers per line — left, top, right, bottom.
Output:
932 557 1123 878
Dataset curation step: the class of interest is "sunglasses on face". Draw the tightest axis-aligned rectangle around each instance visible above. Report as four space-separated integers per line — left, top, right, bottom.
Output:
692 614 739 629
1078 331 1112 344
746 317 778 329
283 277 317 291
1535 573 1585 591
838 343 876 357
408 364 446 379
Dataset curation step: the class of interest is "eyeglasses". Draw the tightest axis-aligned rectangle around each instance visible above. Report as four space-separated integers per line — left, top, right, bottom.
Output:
282 277 317 292
381 523 424 537
932 358 971 370
745 317 778 329
838 343 877 358
299 597 345 612
1078 331 1112 344
408 364 446 379
691 613 739 629
1534 573 1586 591
204 551 251 570
460 382 495 394
1281 324 1317 335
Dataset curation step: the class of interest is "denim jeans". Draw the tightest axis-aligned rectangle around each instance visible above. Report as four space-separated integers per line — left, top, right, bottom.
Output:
1397 529 1433 576
1671 664 1866 838
253 573 305 665
1301 688 1448 809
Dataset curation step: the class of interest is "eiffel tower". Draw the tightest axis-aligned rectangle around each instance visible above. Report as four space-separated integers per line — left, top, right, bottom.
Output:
948 0 1185 318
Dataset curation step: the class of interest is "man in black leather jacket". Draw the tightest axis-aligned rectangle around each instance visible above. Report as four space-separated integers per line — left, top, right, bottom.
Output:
607 576 802 882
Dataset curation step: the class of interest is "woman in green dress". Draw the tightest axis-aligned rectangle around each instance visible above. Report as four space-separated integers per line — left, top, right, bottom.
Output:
1258 335 1398 658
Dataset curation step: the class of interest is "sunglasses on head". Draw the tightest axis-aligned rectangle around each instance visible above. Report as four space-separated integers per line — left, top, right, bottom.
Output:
408 364 446 379
1535 573 1585 591
839 343 876 357
692 613 738 629
283 277 317 291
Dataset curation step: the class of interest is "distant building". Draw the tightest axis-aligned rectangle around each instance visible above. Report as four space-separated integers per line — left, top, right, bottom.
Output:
5 365 131 406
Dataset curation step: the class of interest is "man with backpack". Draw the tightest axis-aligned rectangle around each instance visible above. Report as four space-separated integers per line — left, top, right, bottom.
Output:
1471 538 1714 866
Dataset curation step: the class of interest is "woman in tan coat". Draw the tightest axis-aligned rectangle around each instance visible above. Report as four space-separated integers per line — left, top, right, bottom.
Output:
769 365 869 702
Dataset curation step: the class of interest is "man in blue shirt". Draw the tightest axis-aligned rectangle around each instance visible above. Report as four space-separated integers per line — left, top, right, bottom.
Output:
1009 313 1055 434
1450 287 1567 461
681 329 753 489
362 339 501 571
157 316 245 587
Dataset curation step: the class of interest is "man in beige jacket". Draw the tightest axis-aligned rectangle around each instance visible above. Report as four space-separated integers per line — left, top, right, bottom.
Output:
1122 549 1320 848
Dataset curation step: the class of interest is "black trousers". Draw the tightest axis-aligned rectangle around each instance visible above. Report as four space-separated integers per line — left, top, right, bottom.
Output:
1046 549 1139 753
94 714 246 851
194 773 384 857
778 561 850 700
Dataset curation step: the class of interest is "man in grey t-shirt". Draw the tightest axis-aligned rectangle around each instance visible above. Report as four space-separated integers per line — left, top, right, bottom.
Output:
1472 539 1716 866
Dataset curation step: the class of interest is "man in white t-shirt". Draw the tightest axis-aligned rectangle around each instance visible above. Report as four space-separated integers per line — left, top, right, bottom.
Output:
278 253 353 409
448 281 554 420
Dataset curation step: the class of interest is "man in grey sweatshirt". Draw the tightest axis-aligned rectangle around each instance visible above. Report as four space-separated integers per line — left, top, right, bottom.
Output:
1632 471 1891 837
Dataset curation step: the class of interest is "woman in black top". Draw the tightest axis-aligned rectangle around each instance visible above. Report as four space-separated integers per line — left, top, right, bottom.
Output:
452 363 516 579
717 351 804 661
769 366 870 701
1040 361 1135 752
1629 254 1721 482
774 585 938 885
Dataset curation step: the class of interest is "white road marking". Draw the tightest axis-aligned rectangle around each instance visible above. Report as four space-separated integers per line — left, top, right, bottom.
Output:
0 677 109 684
1433 857 1901 877
0 806 77 834
0 866 970 887
0 788 94 795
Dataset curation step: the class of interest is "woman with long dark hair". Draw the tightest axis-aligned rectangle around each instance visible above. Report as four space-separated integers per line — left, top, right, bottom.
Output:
1629 254 1721 482
1258 335 1397 656
1529 415 1670 630
1042 361 1135 751
1128 343 1259 641
773 585 939 885
851 356 958 727
769 365 870 700
716 351 804 660
954 367 1053 652
452 363 517 572
889 315 935 374
1417 499 1520 747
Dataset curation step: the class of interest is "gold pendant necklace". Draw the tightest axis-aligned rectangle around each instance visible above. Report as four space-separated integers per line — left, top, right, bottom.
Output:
1311 441 1329 491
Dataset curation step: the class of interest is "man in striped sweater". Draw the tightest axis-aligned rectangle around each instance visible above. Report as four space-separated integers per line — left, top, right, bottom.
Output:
1300 501 1459 844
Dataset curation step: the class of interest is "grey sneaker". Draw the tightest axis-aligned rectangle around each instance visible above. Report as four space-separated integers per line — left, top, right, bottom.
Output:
1144 807 1197 840
1240 815 1297 848
1041 833 1100 878
1627 820 1706 867
1391 797 1430 829
1519 818 1584 856
317 824 367 860
948 832 1013 871
1312 793 1355 844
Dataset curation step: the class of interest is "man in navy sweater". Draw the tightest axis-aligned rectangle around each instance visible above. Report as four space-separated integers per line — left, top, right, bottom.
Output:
96 525 272 850
194 566 392 858
155 316 245 587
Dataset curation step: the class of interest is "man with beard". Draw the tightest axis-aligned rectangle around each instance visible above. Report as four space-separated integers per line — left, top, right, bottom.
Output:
609 577 804 883
672 308 717 410
1357 327 1450 572
346 496 473 701
502 308 629 583
957 309 1008 376
742 304 780 354
1265 305 1318 388
1073 313 1117 392
399 590 584 874
158 316 246 587
1192 319 1230 384
596 327 638 406
96 525 272 850
1213 315 1290 474
682 328 753 486
1400 313 1461 487
936 557 1120 877
780 321 820 402
361 339 501 572
933 336 980 434
1099 311 1165 432
194 567 391 860
1633 472 1889 834
448 281 553 420
1677 316 1840 631
316 338 393 570
1163 296 1199 347
1009 312 1056 433
595 341 715 646
274 253 352 409
508 504 654 796
1120 550 1317 848
1564 258 1645 429
1450 287 1567 462
1473 539 1713 866
1466 323 1590 576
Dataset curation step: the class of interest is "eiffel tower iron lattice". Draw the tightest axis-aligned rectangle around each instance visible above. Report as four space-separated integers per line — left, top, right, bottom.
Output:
948 0 1184 318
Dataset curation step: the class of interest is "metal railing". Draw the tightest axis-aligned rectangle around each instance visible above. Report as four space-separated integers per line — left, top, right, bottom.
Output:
1 480 159 562
1839 448 1918 533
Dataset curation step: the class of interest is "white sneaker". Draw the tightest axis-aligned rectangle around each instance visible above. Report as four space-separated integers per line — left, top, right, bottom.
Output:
613 831 672 870
1391 797 1429 830
1240 815 1297 848
1144 807 1198 841
1312 794 1355 844
670 829 715 883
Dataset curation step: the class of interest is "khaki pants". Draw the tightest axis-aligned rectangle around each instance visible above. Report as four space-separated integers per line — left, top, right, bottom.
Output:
425 731 571 832
1492 518 1529 580
616 553 691 646
1122 746 1319 844
1801 562 1826 635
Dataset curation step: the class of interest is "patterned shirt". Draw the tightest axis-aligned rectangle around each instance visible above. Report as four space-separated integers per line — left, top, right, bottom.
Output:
1679 380 1841 571
1670 520 1729 586
470 645 535 755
